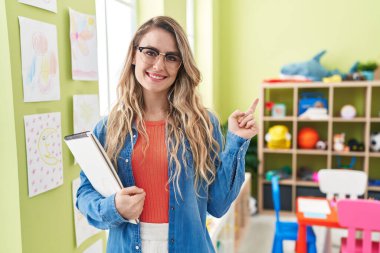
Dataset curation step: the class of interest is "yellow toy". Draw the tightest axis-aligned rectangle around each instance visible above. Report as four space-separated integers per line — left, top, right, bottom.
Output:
265 125 291 149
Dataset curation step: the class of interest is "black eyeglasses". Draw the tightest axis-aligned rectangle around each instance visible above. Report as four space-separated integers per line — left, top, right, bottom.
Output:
137 46 182 70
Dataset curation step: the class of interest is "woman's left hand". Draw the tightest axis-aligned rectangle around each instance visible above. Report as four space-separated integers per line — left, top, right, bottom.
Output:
228 98 259 139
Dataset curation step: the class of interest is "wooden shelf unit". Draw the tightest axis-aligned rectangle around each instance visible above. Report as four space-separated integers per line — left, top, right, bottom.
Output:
258 81 380 213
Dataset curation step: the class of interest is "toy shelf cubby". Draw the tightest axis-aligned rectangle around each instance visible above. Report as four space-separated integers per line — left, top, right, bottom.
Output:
258 81 380 214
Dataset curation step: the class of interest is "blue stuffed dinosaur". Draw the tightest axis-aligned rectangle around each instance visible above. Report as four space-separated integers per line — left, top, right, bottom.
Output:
280 50 358 81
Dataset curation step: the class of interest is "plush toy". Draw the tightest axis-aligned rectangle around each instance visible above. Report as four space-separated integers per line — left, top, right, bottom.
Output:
280 50 358 81
265 125 291 149
298 127 319 149
370 132 380 152
333 133 347 152
315 140 327 150
348 138 364 152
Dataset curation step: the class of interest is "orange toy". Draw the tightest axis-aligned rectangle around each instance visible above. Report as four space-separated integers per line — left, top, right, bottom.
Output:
298 127 319 149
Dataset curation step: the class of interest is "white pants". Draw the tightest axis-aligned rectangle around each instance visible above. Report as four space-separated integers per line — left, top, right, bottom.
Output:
140 222 169 253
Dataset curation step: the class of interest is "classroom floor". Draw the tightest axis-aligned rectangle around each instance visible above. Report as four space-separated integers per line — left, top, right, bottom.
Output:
237 214 341 253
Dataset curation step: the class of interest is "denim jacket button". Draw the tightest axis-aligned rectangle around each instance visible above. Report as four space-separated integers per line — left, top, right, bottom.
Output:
171 206 175 211
135 245 139 250
125 158 129 163
133 135 136 138
171 239 175 244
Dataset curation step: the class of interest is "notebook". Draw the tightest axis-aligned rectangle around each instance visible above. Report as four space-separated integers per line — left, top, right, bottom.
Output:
64 131 138 224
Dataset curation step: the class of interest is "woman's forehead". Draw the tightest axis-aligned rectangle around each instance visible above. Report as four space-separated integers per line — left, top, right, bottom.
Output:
139 27 178 52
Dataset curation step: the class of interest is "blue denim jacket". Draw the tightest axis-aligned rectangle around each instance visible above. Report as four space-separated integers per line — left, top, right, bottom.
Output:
76 113 250 253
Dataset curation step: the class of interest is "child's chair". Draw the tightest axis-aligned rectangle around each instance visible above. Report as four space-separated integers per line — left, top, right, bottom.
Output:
318 169 367 200
337 199 380 253
318 169 368 253
271 176 317 253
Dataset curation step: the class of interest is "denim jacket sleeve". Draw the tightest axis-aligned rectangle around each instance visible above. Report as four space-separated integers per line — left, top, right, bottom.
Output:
207 113 251 218
76 118 128 229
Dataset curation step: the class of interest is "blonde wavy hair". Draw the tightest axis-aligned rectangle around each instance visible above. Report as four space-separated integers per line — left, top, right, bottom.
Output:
105 16 220 198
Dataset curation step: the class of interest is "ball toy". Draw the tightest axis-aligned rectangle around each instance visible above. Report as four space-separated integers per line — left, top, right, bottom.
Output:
340 105 356 119
370 132 380 152
298 127 319 149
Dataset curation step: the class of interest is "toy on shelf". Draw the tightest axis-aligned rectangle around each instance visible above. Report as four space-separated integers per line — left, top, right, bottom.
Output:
298 127 319 149
323 74 342 83
265 125 291 149
370 132 380 152
336 156 357 169
265 166 292 181
333 133 349 152
315 140 327 150
272 103 286 118
297 166 319 182
340 105 357 119
347 138 364 152
280 50 357 81
265 101 287 118
298 92 328 116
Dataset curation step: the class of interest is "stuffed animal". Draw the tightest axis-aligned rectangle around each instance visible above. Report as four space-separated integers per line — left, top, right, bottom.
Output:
370 132 380 152
333 133 346 152
348 138 364 152
265 125 291 149
280 50 358 81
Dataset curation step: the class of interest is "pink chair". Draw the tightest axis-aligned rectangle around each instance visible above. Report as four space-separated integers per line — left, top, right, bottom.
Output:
337 199 380 253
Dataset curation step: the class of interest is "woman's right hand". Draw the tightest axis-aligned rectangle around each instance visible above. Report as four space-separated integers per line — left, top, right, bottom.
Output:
115 186 146 220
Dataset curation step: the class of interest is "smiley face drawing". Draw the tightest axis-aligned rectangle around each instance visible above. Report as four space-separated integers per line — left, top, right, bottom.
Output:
38 128 59 165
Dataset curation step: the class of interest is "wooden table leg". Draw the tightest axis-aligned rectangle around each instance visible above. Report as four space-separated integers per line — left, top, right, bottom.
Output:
297 223 307 253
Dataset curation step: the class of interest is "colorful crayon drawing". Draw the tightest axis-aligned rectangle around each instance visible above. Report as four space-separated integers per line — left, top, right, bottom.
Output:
19 17 60 102
24 112 63 197
69 9 98 81
18 0 57 13
73 95 100 133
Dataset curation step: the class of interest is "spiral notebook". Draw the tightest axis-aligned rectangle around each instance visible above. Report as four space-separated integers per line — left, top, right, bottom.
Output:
64 131 138 224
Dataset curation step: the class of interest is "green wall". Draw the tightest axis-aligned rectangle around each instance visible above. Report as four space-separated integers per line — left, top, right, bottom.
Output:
3 0 105 252
215 0 380 121
0 0 23 252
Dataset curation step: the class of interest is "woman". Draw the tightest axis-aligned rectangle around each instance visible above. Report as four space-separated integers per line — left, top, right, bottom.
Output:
76 16 258 253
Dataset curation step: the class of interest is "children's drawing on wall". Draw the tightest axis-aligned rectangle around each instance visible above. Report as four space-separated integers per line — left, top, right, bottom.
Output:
83 239 103 253
72 178 100 247
24 112 63 197
73 95 100 133
18 0 57 13
69 9 98 81
19 17 60 102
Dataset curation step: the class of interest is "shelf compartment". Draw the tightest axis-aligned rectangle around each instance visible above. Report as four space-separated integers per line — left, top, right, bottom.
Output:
263 153 293 179
331 155 364 170
333 86 367 117
263 88 294 117
297 154 327 182
298 87 329 117
262 183 292 211
371 87 380 117
297 121 328 149
332 122 365 151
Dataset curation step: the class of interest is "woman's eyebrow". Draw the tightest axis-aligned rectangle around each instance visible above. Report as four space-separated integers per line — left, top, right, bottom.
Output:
142 45 180 56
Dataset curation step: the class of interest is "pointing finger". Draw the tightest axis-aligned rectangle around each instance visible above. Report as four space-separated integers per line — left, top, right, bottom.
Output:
246 98 259 114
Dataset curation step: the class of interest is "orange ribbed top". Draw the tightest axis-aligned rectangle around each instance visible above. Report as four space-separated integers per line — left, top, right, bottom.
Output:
131 120 169 223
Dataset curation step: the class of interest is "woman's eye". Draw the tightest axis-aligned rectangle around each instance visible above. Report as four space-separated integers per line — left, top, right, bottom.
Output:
145 49 158 57
166 55 179 62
